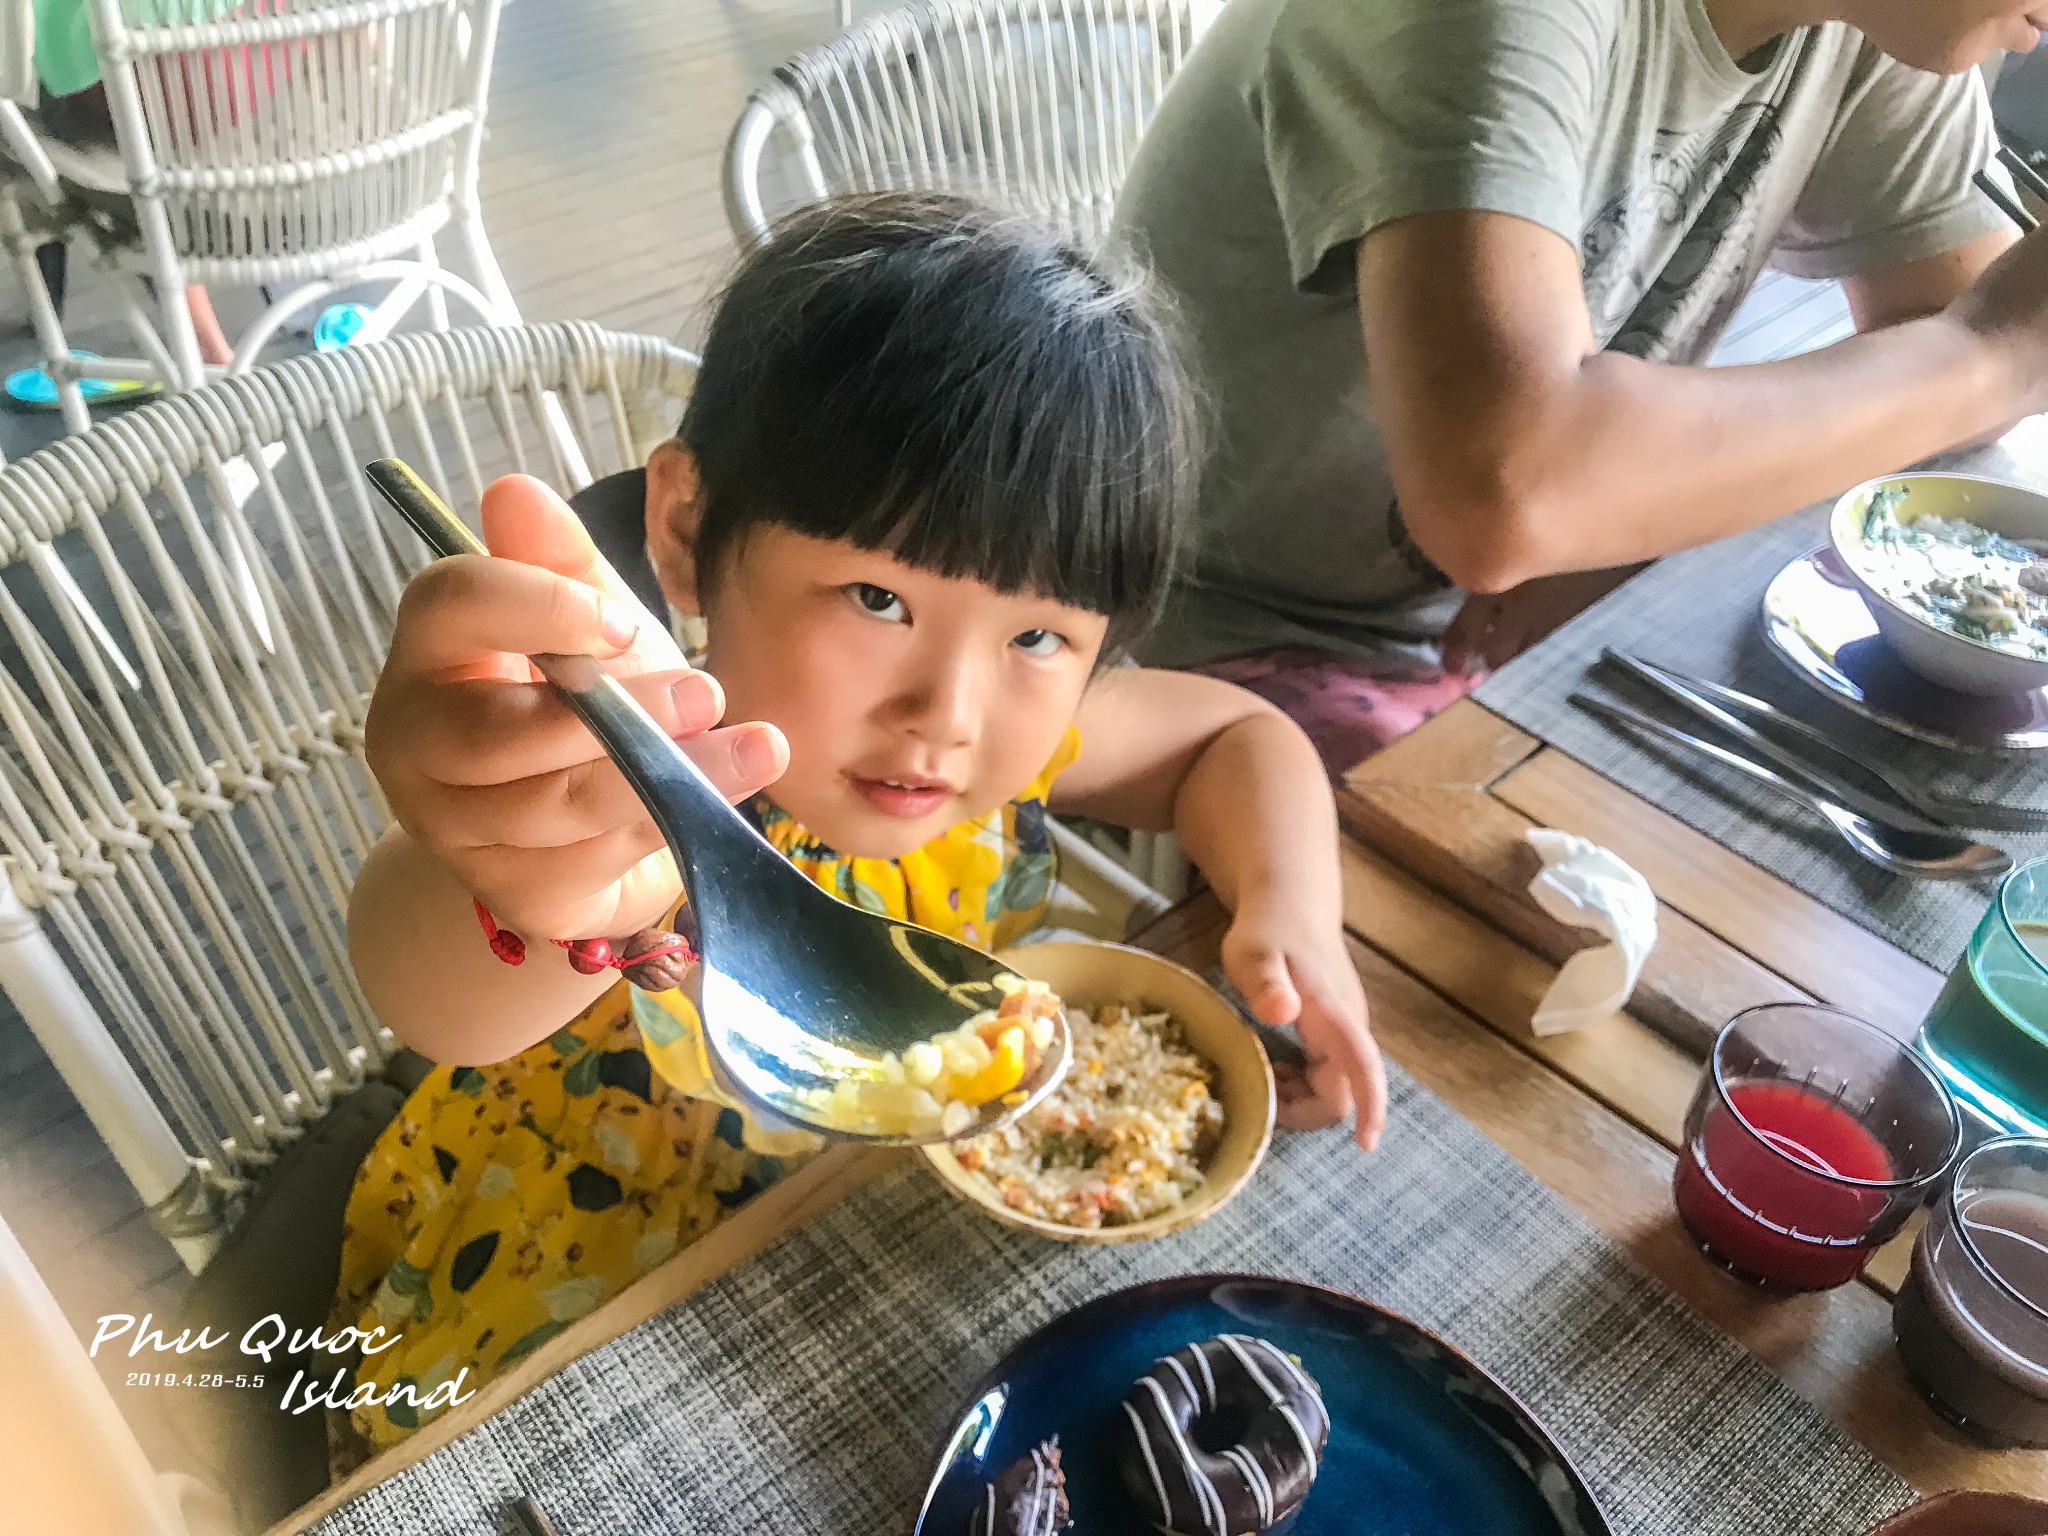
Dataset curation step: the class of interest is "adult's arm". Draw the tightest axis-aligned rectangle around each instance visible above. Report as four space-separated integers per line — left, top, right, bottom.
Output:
1358 209 2048 593
1436 225 2022 672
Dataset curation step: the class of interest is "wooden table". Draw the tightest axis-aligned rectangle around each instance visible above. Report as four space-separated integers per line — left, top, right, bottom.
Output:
1338 697 2046 1501
277 697 2043 1532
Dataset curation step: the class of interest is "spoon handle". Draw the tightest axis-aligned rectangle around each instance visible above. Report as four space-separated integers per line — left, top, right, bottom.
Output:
1601 649 1955 834
364 457 763 892
1571 693 1827 816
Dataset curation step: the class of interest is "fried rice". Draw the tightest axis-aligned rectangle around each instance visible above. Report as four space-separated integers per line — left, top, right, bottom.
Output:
954 1002 1222 1228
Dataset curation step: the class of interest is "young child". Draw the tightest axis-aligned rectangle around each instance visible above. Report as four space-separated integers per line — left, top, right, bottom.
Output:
331 193 1383 1465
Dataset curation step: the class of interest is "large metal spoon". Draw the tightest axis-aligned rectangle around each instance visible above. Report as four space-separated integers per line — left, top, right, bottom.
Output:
367 458 1071 1145
1572 694 2013 882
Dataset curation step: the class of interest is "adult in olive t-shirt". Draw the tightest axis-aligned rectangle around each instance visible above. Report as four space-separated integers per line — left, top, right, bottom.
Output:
1116 0 2048 766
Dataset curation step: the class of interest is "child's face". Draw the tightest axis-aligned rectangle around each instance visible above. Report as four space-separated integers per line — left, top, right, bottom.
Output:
649 455 1108 858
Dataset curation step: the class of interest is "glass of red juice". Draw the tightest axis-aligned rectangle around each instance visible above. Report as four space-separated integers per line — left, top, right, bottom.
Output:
1894 1137 2048 1447
1673 1003 1960 1292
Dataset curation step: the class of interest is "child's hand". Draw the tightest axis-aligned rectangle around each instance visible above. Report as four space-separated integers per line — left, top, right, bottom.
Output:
1221 906 1387 1152
366 474 789 942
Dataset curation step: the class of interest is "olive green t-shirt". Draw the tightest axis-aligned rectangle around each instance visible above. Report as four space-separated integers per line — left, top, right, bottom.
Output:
1116 0 2002 672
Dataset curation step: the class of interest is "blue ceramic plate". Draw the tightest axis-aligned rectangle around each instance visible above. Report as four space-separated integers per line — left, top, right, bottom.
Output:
914 1274 1610 1536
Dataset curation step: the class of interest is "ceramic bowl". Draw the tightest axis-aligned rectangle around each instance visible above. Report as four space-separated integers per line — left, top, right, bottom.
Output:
1830 473 2048 697
919 939 1275 1243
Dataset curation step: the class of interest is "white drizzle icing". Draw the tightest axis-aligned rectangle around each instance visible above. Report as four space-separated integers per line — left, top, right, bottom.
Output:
1217 1334 1321 1478
1251 1336 1321 1403
1221 1446 1275 1527
1021 1443 1056 1533
1123 1399 1176 1528
1249 1338 1329 1468
1192 1342 1218 1409
975 1438 1066 1536
1141 1374 1227 1536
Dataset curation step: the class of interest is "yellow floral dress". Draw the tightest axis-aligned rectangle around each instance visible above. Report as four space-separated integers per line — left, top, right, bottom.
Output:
325 728 1080 1469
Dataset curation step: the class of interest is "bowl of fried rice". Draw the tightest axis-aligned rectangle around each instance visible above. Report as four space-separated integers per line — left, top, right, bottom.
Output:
920 939 1275 1242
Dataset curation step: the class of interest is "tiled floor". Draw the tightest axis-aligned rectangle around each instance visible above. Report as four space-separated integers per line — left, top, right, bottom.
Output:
0 0 1889 1511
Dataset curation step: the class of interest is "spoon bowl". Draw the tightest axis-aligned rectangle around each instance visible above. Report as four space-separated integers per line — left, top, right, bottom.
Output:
368 457 1072 1144
1818 802 2013 881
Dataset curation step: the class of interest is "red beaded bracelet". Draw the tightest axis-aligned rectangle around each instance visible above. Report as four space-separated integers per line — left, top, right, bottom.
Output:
474 900 696 992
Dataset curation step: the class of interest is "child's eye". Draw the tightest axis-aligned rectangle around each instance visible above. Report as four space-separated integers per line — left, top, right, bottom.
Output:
1012 628 1065 657
847 583 908 622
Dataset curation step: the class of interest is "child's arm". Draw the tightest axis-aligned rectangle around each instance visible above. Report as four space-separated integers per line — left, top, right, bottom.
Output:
1052 668 1386 1150
351 475 786 1064
349 824 635 1064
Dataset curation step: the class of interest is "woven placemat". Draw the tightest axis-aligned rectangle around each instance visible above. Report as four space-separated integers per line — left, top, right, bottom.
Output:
1474 440 2048 973
308 1062 1910 1536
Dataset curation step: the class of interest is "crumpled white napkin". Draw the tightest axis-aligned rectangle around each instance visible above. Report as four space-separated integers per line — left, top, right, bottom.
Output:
1523 828 1659 1037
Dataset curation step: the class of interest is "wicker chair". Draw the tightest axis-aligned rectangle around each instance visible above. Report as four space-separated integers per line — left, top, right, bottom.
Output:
0 321 1158 1270
0 0 518 433
0 322 685 1269
724 0 1217 249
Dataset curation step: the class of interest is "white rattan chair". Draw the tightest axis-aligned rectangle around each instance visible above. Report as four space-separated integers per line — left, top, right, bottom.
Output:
1 0 518 434
724 0 1219 249
0 320 1159 1272
0 321 684 1271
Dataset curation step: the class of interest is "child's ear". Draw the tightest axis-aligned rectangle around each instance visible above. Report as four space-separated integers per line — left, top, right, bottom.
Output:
644 440 705 617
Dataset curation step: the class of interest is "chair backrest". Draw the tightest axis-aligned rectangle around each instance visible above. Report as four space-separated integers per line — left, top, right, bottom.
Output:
0 322 693 1207
85 0 502 283
724 0 1216 249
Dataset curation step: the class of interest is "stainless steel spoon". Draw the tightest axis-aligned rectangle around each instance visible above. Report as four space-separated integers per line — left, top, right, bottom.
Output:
1572 694 2013 882
367 457 1071 1145
1604 650 2048 834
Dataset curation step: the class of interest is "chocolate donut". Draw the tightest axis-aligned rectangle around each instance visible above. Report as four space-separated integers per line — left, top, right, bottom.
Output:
968 1437 1071 1535
1115 1334 1329 1536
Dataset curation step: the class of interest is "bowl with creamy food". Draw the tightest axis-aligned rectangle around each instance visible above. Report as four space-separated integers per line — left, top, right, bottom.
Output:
921 939 1275 1243
1831 473 2048 696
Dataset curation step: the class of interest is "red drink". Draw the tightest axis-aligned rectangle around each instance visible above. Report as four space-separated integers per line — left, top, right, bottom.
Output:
1677 1004 1958 1294
1674 1081 1895 1290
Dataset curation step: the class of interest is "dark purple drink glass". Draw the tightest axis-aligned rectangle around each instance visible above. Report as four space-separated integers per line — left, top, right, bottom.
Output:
1894 1137 2048 1447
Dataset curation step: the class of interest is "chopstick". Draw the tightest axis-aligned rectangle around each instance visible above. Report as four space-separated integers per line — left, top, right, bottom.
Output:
1975 167 2038 233
507 1496 562 1536
1999 141 2048 207
1200 965 1310 1068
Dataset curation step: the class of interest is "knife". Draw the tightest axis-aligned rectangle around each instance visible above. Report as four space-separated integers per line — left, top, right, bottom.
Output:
1601 649 1958 835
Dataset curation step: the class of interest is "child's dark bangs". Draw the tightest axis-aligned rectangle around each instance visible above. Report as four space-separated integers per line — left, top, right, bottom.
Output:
683 193 1199 646
811 392 1166 627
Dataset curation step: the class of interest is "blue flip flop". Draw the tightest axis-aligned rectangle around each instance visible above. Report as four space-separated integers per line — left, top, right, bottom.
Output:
312 302 371 352
4 350 162 410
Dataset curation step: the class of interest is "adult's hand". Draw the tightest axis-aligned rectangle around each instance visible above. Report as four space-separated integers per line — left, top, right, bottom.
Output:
366 474 788 942
1946 222 2048 416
